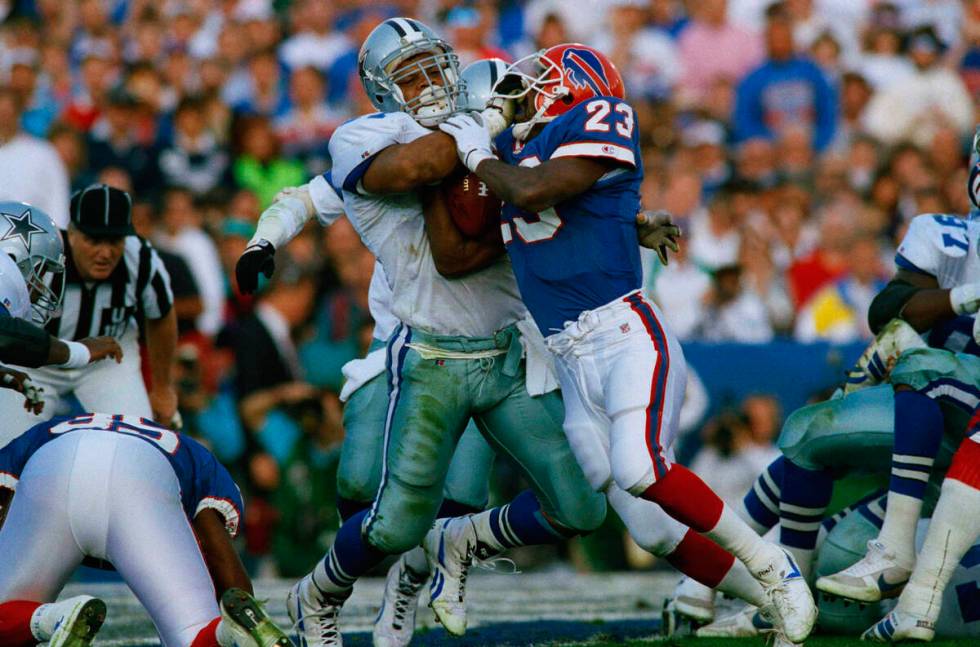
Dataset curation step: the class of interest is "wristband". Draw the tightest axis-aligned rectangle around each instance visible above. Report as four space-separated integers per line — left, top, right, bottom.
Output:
464 148 496 174
60 340 91 368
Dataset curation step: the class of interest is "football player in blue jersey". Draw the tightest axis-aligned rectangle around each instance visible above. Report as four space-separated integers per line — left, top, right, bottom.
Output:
0 413 293 647
436 42 816 644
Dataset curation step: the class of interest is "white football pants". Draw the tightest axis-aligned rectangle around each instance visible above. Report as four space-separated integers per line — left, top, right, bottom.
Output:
0 431 218 647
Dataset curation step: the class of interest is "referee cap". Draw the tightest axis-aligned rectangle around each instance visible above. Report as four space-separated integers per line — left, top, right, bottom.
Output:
70 184 135 238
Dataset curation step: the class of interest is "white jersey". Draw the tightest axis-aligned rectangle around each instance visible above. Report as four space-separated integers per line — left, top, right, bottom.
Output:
896 214 980 288
0 251 30 321
329 111 525 338
309 171 399 343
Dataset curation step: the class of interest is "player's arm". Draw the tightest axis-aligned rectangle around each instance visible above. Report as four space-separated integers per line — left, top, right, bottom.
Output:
361 132 460 194
0 316 122 368
421 187 504 278
192 508 252 598
472 156 613 213
869 269 973 333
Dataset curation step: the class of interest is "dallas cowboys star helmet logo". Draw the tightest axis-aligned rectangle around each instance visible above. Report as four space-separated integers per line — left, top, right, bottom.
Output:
0 206 45 250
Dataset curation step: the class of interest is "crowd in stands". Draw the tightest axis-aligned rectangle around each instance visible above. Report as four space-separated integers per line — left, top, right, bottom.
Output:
0 0 976 574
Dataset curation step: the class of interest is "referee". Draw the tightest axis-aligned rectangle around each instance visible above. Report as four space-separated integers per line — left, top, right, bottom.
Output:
0 184 178 431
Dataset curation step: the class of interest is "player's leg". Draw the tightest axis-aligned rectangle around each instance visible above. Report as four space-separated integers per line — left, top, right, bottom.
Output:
864 430 980 642
336 369 387 521
291 326 468 643
100 434 221 647
72 332 152 418
607 295 815 642
818 350 980 602
375 421 493 647
0 435 102 646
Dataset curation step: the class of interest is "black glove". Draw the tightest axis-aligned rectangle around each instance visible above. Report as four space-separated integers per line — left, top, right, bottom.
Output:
235 239 276 294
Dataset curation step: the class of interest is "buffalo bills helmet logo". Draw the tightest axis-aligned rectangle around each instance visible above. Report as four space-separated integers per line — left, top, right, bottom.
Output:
561 48 612 96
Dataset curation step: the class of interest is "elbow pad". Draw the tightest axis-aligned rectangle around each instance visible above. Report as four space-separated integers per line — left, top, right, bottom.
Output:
868 279 921 334
0 317 52 368
248 185 316 249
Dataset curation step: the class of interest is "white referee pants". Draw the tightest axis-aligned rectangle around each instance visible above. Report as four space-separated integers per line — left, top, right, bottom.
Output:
0 431 219 647
0 330 151 448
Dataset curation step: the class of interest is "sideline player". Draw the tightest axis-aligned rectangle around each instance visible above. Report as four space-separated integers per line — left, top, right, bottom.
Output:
0 412 293 647
0 201 122 416
437 43 816 643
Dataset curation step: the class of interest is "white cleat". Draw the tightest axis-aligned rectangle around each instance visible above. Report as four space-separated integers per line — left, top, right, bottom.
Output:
286 579 347 647
671 576 716 623
423 516 480 637
816 540 913 603
696 605 773 638
760 550 817 643
373 553 427 647
34 595 107 647
862 609 935 642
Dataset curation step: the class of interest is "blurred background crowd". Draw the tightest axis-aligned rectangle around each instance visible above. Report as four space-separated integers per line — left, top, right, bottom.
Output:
0 0 976 576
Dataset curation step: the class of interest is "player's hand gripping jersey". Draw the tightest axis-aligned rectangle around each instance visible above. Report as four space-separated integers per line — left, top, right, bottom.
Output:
0 413 243 535
329 111 525 337
495 95 643 335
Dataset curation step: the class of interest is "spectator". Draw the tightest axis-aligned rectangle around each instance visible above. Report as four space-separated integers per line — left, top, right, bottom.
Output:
594 0 680 100
86 88 160 195
696 264 775 343
155 187 227 337
688 187 741 270
157 95 230 196
855 9 914 90
62 52 114 132
651 228 710 341
0 87 70 227
233 116 306 209
732 4 838 152
228 48 290 118
443 6 509 69
677 0 763 106
278 0 350 73
794 236 890 343
787 198 857 309
274 66 346 177
830 71 873 152
862 26 974 147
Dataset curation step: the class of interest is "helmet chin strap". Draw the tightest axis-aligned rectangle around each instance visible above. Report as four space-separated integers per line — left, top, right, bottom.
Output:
513 86 568 141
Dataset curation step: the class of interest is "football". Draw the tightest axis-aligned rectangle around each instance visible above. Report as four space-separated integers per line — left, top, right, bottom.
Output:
441 169 503 239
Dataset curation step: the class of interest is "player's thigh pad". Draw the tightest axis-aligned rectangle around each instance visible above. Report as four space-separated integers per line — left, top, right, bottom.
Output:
476 387 607 534
777 385 896 472
442 421 494 510
0 437 84 602
605 483 686 556
72 333 152 418
337 371 388 504
104 434 218 647
892 349 980 436
364 341 470 554
552 357 613 493
605 310 687 494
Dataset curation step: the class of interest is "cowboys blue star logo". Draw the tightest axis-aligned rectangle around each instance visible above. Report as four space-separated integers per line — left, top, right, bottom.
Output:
0 207 45 250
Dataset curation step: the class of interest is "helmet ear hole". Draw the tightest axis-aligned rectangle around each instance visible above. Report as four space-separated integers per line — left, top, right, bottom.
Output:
561 94 574 104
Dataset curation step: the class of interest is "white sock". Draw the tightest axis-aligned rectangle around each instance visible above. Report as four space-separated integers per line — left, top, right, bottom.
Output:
899 479 980 623
215 619 235 647
715 558 767 608
877 491 922 565
402 545 430 576
735 497 770 535
707 505 784 584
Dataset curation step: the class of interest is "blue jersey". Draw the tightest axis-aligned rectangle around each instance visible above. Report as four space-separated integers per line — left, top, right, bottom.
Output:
0 413 244 536
496 96 643 335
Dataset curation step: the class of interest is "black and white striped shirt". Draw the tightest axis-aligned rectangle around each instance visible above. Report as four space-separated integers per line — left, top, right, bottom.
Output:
46 234 174 340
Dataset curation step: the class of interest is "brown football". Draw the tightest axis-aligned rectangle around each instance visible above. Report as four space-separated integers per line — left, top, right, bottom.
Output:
441 169 503 239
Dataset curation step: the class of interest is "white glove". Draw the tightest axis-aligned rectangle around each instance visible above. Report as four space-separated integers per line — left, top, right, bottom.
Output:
439 113 496 173
479 107 511 138
636 210 681 266
950 282 980 315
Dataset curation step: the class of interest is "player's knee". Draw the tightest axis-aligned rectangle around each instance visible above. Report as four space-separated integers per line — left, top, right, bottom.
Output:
548 489 607 534
336 467 379 504
611 459 656 498
365 515 431 555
